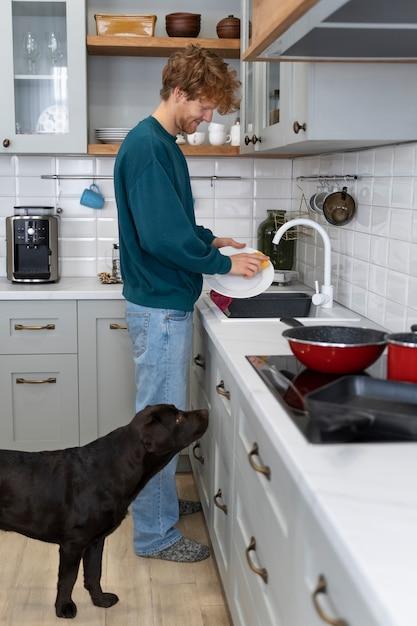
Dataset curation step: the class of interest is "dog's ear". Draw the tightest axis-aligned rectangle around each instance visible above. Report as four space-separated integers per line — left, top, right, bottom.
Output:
136 412 173 455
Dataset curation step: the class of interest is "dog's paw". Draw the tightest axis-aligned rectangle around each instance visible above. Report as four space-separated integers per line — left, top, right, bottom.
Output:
55 600 77 618
91 592 119 608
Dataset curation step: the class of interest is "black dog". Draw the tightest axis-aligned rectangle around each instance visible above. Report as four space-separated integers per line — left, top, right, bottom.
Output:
0 404 208 618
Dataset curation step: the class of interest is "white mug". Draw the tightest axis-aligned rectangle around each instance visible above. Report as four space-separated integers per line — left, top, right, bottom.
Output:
208 122 225 132
187 131 205 145
209 131 231 146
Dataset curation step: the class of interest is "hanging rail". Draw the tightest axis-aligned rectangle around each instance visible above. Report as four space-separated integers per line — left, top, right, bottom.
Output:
296 175 358 181
40 174 242 181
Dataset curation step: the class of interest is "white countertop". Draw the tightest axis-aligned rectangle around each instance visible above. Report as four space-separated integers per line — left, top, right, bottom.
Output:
197 293 416 626
0 277 124 300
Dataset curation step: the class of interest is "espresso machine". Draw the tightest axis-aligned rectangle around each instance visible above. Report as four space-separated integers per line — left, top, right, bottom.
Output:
6 207 59 283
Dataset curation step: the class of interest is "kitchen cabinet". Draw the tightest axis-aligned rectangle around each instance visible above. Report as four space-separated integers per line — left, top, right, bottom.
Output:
0 0 87 154
0 301 79 450
243 0 417 62
78 300 135 444
241 51 417 154
191 308 382 625
0 298 135 450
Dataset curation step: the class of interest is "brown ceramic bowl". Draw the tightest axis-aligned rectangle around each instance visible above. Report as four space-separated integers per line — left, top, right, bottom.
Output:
166 13 201 37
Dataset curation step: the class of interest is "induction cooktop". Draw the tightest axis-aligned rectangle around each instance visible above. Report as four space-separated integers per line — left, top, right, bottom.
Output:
246 353 395 444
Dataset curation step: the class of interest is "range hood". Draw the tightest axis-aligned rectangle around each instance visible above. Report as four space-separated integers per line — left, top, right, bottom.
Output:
257 0 417 62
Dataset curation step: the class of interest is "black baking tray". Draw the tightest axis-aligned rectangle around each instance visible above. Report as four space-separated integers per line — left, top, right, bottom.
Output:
305 376 417 441
227 292 312 318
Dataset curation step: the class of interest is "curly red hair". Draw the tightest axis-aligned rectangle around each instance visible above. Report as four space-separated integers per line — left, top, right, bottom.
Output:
160 45 240 114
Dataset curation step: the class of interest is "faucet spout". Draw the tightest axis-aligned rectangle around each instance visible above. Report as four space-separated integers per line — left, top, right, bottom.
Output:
272 218 333 308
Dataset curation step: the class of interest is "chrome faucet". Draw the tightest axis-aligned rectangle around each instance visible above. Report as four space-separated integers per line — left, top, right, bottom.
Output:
272 218 334 308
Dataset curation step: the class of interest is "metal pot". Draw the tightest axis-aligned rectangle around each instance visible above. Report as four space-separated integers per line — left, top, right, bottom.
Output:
322 186 356 226
387 325 417 383
281 323 387 374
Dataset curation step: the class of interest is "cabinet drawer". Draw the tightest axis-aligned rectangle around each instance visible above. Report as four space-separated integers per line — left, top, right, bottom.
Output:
0 354 79 450
189 382 212 518
211 355 234 464
0 301 77 354
192 311 209 388
294 499 380 626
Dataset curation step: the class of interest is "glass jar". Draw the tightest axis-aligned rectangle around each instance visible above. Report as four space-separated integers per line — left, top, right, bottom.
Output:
257 210 295 270
111 243 122 282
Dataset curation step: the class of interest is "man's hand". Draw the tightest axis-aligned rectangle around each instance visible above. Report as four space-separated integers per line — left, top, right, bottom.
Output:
229 252 269 278
212 237 246 250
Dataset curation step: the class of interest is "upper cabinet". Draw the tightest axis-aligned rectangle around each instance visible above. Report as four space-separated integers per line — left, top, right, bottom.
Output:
0 0 87 154
243 0 417 62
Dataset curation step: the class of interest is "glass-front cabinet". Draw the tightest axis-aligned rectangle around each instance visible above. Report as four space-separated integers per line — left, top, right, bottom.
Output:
0 0 86 153
240 0 259 154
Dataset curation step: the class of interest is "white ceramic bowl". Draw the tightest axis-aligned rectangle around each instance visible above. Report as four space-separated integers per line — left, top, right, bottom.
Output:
187 131 205 145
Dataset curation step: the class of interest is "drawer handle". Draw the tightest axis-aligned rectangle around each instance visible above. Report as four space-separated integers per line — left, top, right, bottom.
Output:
248 442 271 480
245 536 268 584
213 488 228 514
16 377 57 384
14 323 55 331
312 575 348 626
193 353 206 369
109 323 128 330
216 380 230 400
192 442 204 464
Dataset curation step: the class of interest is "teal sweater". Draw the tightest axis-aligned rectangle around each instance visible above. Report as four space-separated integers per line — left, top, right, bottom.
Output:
114 117 231 311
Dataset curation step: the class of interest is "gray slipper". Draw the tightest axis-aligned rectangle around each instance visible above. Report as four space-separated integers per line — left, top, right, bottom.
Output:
179 499 202 516
142 537 210 562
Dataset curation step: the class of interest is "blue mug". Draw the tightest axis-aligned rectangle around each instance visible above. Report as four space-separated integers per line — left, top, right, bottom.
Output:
80 183 105 209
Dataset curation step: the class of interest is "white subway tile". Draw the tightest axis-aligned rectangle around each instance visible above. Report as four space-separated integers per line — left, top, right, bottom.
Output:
338 254 353 283
342 152 358 175
410 243 417 277
388 239 410 273
197 218 215 232
351 258 369 289
254 159 292 178
96 179 114 199
367 293 386 325
0 155 15 176
407 277 417 310
406 308 417 331
254 179 291 198
58 197 101 218
60 218 96 238
186 158 215 177
94 199 117 219
370 206 390 236
370 236 388 266
337 278 352 308
194 198 214 218
17 177 54 197
59 238 96 258
389 208 412 241
339 229 354 256
59 178 92 196
16 156 55 177
351 284 367 316
0 197 16 216
412 212 417 243
97 219 118 239
384 299 407 332
372 178 391 206
213 218 251 239
374 147 393 176
353 232 371 261
369 264 387 295
386 270 408 305
357 149 375 176
60 258 97 277
214 198 252 218
95 158 116 176
97 239 117 261
191 180 214 198
56 157 94 175
215 180 253 199
393 144 415 176
353 204 372 233
391 178 413 208
215 158 253 178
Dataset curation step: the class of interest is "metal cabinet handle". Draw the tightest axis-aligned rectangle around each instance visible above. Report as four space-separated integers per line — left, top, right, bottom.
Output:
248 442 271 480
192 442 204 464
14 323 55 331
311 575 348 626
293 121 307 134
109 323 128 330
16 377 56 384
216 380 231 400
2 138 10 148
193 353 206 369
245 536 268 583
244 134 262 145
213 488 228 514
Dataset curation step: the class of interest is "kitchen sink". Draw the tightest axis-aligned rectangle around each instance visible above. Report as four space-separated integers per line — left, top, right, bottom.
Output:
221 292 312 318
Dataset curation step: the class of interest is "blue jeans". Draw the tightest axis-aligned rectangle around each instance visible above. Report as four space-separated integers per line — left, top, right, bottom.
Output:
125 301 193 555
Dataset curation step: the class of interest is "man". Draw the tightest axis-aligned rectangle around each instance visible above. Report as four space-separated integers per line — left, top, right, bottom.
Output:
114 45 267 563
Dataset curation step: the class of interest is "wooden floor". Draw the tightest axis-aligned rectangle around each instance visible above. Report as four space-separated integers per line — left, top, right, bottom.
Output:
0 474 232 626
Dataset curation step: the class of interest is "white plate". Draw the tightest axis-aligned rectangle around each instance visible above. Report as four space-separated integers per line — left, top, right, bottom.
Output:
204 246 274 298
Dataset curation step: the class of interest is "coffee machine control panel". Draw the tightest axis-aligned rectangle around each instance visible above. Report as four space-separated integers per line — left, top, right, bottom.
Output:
14 219 49 246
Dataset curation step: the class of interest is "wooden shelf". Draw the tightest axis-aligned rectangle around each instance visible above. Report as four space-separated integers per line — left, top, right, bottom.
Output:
88 143 240 157
87 35 240 59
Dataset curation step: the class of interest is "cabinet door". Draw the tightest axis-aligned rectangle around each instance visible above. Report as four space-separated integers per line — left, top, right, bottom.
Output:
253 61 287 152
78 300 136 444
0 0 86 154
240 0 259 153
0 353 78 450
189 383 212 519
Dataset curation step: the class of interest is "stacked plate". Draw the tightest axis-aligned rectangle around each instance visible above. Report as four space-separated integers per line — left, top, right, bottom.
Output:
95 128 131 144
